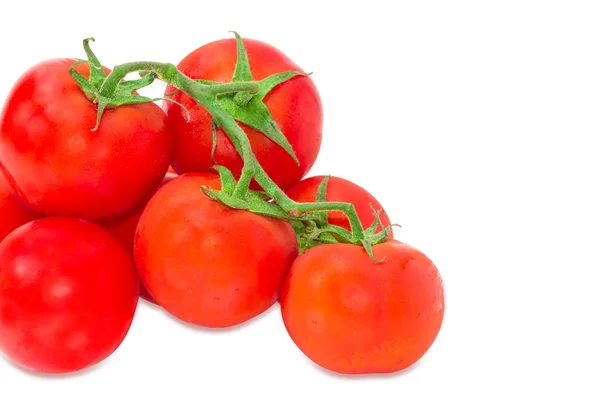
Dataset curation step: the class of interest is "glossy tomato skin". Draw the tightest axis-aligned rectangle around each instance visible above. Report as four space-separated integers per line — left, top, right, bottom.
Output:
0 59 172 220
286 175 393 237
134 173 299 328
100 206 156 305
0 217 139 374
0 171 39 242
280 240 444 375
99 173 177 305
165 38 323 189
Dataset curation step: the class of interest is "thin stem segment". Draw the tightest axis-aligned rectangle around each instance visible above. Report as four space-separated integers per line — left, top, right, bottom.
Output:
97 62 260 99
232 168 254 199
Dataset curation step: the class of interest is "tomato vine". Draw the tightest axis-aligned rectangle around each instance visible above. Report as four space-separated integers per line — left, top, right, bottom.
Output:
71 33 393 258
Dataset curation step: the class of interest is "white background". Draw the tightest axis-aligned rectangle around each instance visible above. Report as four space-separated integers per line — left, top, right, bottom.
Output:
1 0 599 399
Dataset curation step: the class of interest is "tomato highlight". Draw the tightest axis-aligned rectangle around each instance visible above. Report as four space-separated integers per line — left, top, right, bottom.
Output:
0 218 139 374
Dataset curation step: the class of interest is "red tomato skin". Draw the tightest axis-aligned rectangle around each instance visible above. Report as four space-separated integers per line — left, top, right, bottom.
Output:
280 240 444 375
100 205 156 305
134 173 299 328
0 217 139 374
99 173 177 305
165 38 323 189
286 175 393 237
0 59 173 220
0 170 39 242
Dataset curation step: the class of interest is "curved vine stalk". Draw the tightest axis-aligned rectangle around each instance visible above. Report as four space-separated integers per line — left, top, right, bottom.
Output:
72 38 394 254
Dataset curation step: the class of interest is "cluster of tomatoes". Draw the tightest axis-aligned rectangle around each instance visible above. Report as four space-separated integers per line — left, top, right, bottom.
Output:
0 34 444 376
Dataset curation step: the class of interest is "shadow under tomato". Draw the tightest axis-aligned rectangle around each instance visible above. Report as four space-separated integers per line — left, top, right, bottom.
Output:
300 348 425 380
157 302 280 335
139 296 161 308
0 352 107 379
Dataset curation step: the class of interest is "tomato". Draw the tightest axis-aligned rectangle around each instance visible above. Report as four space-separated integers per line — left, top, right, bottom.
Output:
99 173 177 305
0 217 139 374
280 240 444 374
0 171 39 242
286 175 393 237
134 173 298 328
0 59 172 220
165 38 322 189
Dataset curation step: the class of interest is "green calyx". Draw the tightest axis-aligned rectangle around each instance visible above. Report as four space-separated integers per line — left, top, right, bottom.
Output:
192 31 309 165
70 38 176 131
290 177 394 260
204 166 321 222
205 170 393 261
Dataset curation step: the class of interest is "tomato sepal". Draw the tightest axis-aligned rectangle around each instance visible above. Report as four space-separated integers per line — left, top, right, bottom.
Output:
291 178 396 259
70 38 186 131
204 166 323 222
194 32 310 165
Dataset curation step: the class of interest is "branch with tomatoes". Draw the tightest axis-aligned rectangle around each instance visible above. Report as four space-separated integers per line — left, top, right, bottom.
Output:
72 35 392 257
0 32 444 376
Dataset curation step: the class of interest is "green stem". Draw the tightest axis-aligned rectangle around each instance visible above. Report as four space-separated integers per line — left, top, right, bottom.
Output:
232 168 253 198
196 96 366 243
210 83 259 96
98 62 367 243
97 62 260 99
293 202 364 241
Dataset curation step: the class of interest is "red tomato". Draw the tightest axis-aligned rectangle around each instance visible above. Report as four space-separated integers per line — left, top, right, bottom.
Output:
134 173 298 328
99 173 177 305
280 240 444 374
0 60 172 220
0 217 139 374
286 175 393 237
165 38 322 189
0 170 39 242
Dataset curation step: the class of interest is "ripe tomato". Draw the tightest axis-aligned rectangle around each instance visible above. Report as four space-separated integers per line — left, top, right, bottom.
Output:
0 171 39 242
134 173 298 328
286 175 393 237
280 240 444 374
165 38 323 189
0 217 139 374
99 173 177 305
0 60 172 220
